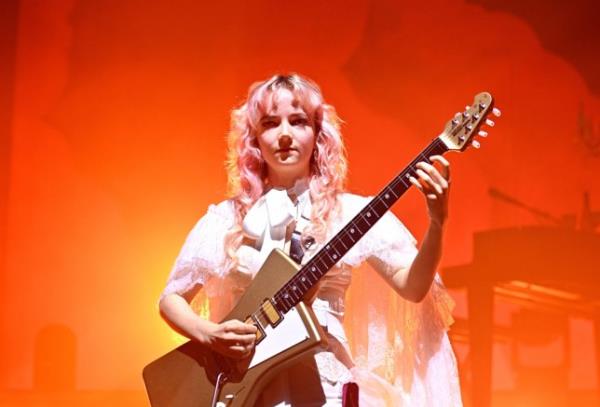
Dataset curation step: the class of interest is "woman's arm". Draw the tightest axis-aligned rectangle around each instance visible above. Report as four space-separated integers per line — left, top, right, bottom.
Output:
386 155 451 302
390 221 444 302
159 291 257 359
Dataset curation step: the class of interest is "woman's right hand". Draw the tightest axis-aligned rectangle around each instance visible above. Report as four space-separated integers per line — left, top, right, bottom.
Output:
196 319 258 359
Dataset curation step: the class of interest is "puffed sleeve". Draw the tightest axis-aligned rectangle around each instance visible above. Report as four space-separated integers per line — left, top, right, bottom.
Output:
339 194 418 275
160 200 235 299
339 194 454 328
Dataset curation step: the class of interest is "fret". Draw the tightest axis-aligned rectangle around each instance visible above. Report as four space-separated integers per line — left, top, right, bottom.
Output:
418 153 432 164
396 174 410 189
352 219 366 234
315 257 329 274
272 297 286 313
275 298 289 313
289 284 301 301
327 244 342 260
374 196 390 211
299 275 310 290
385 186 398 199
281 290 291 302
323 246 335 263
362 209 374 226
346 228 357 243
331 245 342 261
370 198 388 216
308 265 319 279
338 236 349 250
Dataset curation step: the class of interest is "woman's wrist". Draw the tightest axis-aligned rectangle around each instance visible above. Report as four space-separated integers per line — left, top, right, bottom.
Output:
428 216 446 230
193 318 216 345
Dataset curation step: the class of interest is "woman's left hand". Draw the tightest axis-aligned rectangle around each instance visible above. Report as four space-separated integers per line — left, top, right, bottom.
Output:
409 155 450 228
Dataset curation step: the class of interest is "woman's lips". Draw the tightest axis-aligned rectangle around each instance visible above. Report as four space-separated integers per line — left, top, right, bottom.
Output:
276 148 297 154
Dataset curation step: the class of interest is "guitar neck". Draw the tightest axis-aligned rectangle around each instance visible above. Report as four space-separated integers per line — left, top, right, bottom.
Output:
273 137 449 313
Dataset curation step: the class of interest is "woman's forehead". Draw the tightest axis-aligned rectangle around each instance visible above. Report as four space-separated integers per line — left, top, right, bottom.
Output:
262 88 309 115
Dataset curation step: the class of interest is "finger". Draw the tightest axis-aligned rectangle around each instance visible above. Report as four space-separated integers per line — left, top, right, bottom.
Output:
408 176 424 192
237 333 257 345
430 155 450 181
227 345 252 359
416 161 448 189
232 338 257 355
415 169 442 195
223 332 257 345
224 320 258 334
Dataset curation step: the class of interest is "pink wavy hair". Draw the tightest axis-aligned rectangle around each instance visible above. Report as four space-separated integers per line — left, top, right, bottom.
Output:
224 74 348 264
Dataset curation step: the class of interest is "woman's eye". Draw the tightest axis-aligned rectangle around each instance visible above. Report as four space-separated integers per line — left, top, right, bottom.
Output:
291 118 308 126
261 120 277 128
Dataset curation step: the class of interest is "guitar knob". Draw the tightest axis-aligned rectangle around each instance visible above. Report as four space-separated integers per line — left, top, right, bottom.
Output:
478 130 488 137
492 107 502 117
471 140 481 149
485 119 495 127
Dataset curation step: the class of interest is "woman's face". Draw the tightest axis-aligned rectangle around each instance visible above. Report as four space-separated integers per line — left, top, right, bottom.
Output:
256 88 315 181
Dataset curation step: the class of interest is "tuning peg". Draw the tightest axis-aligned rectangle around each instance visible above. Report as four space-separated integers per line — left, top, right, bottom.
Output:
471 140 481 149
478 130 488 137
492 107 501 117
485 118 495 127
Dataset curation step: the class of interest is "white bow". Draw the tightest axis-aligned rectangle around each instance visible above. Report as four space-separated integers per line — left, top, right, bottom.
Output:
242 187 311 262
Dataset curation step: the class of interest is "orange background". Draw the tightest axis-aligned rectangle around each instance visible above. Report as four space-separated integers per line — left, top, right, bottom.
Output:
2 0 600 405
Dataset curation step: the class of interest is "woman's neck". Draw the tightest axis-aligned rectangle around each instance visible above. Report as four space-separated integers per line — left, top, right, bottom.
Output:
266 169 310 190
266 174 310 201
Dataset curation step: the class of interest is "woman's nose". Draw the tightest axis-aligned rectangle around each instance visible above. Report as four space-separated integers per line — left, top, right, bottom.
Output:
280 120 291 136
278 134 292 149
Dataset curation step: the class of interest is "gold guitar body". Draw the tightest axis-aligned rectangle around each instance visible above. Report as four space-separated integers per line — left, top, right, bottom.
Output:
143 249 326 407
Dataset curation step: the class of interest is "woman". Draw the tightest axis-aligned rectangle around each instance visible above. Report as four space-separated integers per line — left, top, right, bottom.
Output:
159 74 461 406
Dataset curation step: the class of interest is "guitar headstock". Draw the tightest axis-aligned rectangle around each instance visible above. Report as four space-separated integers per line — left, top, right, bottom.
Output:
439 92 500 152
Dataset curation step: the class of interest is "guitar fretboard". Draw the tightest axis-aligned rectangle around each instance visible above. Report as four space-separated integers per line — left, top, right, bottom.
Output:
269 137 448 314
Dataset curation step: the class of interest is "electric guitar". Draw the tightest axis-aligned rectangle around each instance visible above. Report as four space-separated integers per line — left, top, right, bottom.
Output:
143 92 500 407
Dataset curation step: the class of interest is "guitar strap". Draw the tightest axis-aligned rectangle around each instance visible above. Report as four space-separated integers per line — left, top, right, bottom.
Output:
289 229 309 265
288 213 313 265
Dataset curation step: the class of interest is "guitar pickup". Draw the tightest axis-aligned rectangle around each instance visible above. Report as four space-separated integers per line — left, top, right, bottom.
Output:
261 298 283 327
245 316 266 344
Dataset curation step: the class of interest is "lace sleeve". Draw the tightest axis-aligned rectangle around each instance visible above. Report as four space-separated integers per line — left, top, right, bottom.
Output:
160 201 235 299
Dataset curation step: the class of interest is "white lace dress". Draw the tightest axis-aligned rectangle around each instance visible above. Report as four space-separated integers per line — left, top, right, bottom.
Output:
161 192 462 406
